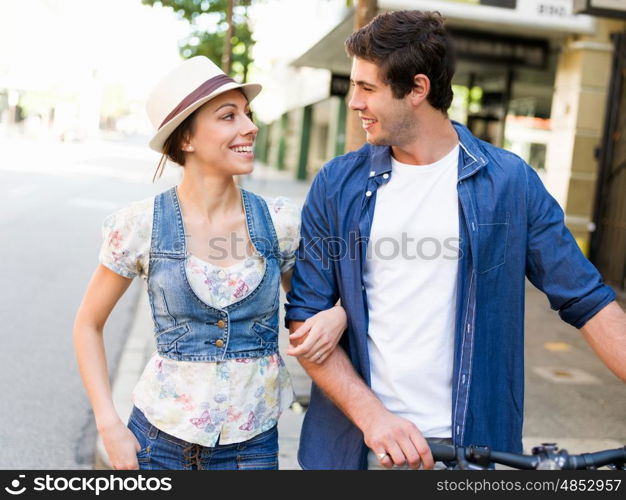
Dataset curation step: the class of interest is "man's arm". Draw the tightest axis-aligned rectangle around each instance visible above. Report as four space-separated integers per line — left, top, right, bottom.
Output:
286 165 433 468
524 163 621 379
284 166 339 324
289 320 434 469
580 301 626 383
524 162 616 329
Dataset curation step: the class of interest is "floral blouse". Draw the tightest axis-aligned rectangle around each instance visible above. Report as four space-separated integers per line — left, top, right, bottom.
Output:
99 194 300 446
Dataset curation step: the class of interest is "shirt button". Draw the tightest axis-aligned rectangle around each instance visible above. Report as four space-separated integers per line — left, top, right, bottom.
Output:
383 173 389 179
365 191 372 197
215 339 225 348
217 320 226 328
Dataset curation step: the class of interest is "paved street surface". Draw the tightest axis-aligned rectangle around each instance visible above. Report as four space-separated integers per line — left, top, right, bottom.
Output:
1 133 624 470
0 133 178 469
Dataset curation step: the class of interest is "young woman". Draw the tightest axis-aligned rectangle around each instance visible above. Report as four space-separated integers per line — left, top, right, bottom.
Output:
73 56 346 470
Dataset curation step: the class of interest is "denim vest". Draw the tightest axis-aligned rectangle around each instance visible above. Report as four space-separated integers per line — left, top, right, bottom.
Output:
147 187 281 362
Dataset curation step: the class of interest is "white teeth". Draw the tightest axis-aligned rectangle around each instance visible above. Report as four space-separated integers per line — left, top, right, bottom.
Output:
362 119 376 124
231 146 253 153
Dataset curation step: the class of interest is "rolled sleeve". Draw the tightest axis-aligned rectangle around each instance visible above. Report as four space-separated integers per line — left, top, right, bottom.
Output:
285 166 339 326
524 163 615 328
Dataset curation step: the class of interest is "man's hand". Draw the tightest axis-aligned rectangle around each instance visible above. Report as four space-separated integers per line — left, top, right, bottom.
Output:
362 408 435 470
289 320 435 470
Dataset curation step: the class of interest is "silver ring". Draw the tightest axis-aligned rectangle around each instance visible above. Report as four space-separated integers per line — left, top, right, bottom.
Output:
316 351 324 360
377 452 387 461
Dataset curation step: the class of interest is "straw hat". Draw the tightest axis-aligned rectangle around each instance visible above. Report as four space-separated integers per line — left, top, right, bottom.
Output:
146 56 261 153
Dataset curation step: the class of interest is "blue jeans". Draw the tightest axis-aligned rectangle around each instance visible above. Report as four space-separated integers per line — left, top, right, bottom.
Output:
127 406 279 470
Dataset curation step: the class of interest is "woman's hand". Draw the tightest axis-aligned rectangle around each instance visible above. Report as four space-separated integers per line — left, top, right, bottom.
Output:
100 420 142 470
287 305 347 364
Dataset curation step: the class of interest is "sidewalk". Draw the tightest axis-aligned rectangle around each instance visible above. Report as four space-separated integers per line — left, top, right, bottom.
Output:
97 163 626 469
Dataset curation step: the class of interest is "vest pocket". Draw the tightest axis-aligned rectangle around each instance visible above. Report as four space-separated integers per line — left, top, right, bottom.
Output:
251 322 278 346
156 323 190 353
477 213 509 274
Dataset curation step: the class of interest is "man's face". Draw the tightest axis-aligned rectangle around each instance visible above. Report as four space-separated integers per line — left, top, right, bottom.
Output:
348 58 417 147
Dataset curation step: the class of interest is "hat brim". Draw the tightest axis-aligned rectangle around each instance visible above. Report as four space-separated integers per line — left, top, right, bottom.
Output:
148 81 262 154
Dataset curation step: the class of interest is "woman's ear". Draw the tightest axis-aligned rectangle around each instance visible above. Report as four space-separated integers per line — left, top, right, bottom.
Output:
409 74 430 106
182 137 195 153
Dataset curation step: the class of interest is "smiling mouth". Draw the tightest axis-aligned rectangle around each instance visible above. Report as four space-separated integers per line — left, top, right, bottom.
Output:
229 144 254 156
361 118 377 130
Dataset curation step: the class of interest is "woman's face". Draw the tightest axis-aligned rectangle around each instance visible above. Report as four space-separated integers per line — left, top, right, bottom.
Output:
185 89 258 175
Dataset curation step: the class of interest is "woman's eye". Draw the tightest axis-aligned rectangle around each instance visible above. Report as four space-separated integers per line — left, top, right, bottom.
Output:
222 113 234 120
246 111 254 120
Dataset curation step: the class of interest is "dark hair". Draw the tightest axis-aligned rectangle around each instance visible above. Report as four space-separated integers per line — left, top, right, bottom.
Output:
153 108 199 182
345 10 455 112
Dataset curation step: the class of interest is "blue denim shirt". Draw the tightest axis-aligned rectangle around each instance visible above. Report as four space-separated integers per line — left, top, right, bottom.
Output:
285 121 615 470
149 187 281 361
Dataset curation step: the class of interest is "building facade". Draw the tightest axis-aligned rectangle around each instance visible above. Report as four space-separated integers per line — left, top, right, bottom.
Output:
255 0 626 288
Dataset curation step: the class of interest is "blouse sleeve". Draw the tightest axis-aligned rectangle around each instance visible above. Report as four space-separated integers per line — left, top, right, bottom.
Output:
98 199 152 279
266 197 301 274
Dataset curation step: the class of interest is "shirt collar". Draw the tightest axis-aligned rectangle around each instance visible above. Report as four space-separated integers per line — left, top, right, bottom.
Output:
364 121 489 182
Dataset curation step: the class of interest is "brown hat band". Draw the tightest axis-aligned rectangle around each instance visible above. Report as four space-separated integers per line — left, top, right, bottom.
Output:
159 73 236 129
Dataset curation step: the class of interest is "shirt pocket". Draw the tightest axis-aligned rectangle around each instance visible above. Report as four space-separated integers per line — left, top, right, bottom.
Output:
156 323 191 354
477 212 510 274
251 322 278 346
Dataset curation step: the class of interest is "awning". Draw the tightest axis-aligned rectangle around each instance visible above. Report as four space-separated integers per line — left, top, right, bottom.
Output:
291 0 596 74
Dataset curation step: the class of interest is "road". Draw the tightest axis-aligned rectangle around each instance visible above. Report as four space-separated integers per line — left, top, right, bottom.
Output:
0 134 178 469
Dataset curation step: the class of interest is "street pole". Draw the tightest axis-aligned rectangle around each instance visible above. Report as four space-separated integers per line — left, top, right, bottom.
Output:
344 0 377 153
222 0 234 75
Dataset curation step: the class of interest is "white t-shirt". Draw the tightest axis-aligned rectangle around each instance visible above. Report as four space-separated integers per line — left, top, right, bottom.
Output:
363 145 460 438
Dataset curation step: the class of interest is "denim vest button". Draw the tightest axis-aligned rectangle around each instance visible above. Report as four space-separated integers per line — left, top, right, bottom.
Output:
217 320 226 328
215 339 225 348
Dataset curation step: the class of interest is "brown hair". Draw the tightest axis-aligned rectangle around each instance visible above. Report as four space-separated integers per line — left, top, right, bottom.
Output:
152 108 200 182
345 10 455 113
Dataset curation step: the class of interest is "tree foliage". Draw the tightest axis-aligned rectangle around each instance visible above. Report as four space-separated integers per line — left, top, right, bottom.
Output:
142 0 254 82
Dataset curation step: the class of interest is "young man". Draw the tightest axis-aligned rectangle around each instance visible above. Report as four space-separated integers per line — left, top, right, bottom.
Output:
285 10 626 470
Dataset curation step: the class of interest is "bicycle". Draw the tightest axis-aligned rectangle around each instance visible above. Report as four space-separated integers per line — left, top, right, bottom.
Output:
427 440 626 470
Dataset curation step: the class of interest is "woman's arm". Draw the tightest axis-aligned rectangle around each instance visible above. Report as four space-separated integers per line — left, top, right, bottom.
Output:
73 264 141 470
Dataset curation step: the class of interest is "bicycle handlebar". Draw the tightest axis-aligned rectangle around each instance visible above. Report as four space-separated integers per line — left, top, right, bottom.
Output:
426 439 626 470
